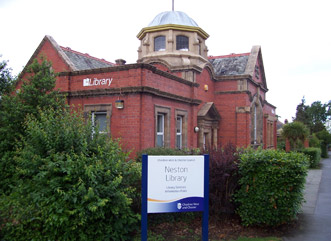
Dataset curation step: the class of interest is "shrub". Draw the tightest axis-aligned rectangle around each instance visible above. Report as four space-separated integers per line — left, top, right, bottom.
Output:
299 147 321 168
207 143 241 215
309 134 321 148
0 108 141 240
0 58 65 194
234 150 309 226
316 130 331 158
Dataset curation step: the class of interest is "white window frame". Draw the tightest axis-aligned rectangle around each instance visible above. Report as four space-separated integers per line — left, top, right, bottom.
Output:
176 116 183 149
156 113 165 147
155 105 171 148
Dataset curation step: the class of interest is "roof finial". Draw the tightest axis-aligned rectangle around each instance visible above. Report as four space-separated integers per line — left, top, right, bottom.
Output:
172 0 174 11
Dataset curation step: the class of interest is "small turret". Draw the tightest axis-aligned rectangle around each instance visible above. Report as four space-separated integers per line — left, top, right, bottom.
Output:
137 11 210 81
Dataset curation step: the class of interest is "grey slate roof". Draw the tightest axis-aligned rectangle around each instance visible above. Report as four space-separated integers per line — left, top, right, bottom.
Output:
61 47 114 71
209 55 249 76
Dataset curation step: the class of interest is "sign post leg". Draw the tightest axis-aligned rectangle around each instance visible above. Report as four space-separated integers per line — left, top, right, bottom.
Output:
141 154 148 241
202 154 209 241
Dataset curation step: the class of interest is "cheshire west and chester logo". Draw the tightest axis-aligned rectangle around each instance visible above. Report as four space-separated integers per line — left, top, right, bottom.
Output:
177 203 182 210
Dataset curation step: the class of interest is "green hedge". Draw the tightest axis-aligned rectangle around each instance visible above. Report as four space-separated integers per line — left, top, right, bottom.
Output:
299 147 321 168
234 150 309 226
321 143 329 158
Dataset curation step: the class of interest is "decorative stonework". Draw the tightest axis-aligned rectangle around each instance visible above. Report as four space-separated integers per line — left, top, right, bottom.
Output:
236 106 250 113
137 24 210 79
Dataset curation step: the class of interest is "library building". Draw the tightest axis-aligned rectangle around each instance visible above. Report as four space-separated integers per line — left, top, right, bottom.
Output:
20 10 278 155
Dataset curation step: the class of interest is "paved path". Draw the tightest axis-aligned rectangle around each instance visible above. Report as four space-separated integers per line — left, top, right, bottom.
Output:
283 152 331 241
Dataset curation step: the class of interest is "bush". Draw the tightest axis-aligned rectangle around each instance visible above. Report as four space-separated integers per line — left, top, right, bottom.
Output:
207 143 241 215
309 134 321 148
0 108 141 240
234 150 309 226
0 58 65 195
316 130 331 158
299 147 321 168
321 143 328 158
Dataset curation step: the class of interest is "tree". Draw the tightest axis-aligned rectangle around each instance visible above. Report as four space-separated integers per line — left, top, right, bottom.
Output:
0 58 65 194
0 56 15 99
294 97 310 125
294 97 331 134
282 121 309 151
308 101 331 133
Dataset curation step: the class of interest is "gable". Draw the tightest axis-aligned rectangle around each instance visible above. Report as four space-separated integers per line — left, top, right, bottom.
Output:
198 102 221 120
22 35 75 74
244 46 267 89
208 46 268 90
23 35 115 75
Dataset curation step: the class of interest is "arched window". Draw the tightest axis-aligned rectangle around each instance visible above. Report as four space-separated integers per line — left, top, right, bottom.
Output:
251 100 263 146
154 36 166 51
176 35 189 51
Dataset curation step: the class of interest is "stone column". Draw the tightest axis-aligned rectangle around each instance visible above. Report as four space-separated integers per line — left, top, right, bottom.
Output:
213 127 217 149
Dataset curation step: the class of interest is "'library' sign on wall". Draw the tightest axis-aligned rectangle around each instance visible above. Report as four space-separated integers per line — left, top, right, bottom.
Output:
83 77 113 87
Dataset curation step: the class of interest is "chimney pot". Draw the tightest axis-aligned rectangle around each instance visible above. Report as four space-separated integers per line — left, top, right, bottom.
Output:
115 59 126 65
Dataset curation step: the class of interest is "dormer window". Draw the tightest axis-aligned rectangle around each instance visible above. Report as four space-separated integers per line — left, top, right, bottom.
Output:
176 35 189 51
154 36 166 51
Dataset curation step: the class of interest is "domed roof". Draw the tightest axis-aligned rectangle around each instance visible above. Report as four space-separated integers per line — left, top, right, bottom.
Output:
148 11 199 27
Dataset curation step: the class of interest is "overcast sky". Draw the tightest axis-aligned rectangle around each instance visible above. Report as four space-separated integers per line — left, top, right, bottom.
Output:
1 0 330 123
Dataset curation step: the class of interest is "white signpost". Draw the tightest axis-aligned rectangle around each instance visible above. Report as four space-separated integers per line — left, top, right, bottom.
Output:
141 155 209 241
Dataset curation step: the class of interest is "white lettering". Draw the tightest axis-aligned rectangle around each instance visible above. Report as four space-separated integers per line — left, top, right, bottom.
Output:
83 78 113 87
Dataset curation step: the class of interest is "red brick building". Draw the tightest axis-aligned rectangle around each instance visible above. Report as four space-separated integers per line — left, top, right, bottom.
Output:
21 11 277 154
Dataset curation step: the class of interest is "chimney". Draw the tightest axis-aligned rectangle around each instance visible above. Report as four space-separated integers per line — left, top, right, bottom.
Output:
115 59 126 65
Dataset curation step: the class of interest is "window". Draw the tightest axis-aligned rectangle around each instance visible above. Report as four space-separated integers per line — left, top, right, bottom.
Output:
92 111 107 133
84 104 112 135
154 36 166 51
155 106 171 148
250 100 263 146
176 116 183 149
176 35 189 51
175 109 188 149
267 120 274 148
253 104 257 144
156 114 165 147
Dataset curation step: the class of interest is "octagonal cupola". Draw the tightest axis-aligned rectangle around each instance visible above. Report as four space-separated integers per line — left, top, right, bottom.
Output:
137 11 209 80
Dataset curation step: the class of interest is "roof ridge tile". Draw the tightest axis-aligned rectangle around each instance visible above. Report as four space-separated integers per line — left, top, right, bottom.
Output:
208 52 250 59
